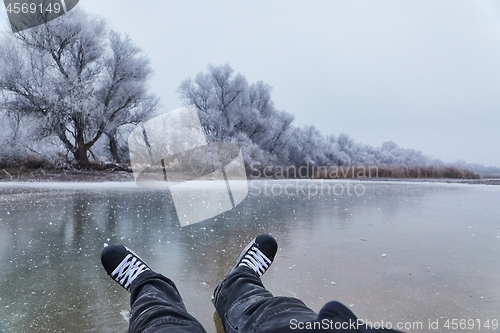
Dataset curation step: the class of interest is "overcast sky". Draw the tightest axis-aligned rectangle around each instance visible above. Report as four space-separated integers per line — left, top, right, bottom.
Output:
2 1 499 166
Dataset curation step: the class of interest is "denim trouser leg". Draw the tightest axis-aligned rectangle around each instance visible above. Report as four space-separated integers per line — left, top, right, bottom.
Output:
129 270 207 333
214 266 318 333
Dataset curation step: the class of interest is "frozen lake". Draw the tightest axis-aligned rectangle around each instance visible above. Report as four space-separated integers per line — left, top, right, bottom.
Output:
0 180 498 332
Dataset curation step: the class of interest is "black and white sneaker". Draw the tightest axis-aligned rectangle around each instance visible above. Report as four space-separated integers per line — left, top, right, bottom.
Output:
101 243 151 291
213 234 278 304
234 233 278 277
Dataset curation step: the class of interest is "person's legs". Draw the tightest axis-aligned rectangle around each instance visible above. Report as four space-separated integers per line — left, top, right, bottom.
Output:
101 244 207 333
213 234 318 333
213 234 404 333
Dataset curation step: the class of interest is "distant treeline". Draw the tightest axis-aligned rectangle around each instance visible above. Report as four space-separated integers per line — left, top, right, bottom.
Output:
248 164 480 180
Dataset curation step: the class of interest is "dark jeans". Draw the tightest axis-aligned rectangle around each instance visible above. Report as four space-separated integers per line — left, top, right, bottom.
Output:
129 267 402 333
213 266 318 332
129 270 207 333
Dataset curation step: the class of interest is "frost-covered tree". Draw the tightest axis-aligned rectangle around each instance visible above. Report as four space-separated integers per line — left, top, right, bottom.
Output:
178 64 247 142
286 125 330 168
0 9 157 166
178 64 294 166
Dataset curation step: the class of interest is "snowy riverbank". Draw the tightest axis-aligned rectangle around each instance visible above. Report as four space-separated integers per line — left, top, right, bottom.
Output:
0 168 499 185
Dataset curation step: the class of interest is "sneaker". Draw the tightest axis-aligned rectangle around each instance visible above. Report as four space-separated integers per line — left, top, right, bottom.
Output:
234 233 278 277
213 234 278 304
101 243 151 291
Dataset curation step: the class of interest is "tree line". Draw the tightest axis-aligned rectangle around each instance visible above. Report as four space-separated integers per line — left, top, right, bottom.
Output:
0 8 496 179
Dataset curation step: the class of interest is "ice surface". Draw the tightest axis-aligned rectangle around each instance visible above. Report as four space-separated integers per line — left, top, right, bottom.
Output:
0 180 498 332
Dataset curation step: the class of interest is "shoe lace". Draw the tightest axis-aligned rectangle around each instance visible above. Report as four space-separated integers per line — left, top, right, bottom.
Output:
239 246 272 277
111 254 150 290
